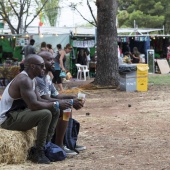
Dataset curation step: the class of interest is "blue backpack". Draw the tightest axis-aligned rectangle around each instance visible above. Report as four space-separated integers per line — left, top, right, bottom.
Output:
63 118 80 153
45 142 66 161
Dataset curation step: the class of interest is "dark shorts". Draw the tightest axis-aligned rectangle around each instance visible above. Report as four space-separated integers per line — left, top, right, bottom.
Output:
52 70 62 84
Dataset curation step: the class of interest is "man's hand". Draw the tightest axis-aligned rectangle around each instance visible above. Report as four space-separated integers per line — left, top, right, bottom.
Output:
58 100 72 110
73 98 85 110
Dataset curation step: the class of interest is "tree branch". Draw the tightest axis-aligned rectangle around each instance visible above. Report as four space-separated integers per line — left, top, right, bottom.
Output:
87 0 97 26
24 0 31 30
73 6 96 27
0 2 17 33
25 0 48 29
8 0 19 18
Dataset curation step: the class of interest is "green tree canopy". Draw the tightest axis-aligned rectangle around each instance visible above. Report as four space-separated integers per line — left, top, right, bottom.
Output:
35 0 60 26
118 0 170 33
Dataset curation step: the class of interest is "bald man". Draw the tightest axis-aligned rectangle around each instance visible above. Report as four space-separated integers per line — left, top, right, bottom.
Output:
0 54 72 164
36 51 86 155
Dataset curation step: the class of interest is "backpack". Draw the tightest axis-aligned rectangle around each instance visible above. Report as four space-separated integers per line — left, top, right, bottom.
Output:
63 118 80 153
28 142 66 162
45 142 66 161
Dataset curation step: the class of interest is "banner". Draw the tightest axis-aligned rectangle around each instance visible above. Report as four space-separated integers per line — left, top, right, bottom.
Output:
73 40 95 48
15 37 29 46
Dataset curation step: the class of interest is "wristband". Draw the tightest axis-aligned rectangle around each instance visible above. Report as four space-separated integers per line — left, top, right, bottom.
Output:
53 101 59 110
56 101 59 109
70 99 73 106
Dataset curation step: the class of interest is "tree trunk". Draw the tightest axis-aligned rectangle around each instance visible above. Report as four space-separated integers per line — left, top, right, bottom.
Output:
94 0 119 87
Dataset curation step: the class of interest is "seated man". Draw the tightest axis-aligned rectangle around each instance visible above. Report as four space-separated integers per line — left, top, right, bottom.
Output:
0 54 72 164
36 51 86 155
123 52 132 64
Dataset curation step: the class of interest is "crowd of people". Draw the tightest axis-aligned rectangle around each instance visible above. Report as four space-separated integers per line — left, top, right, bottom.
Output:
21 39 74 92
21 39 91 92
0 39 87 164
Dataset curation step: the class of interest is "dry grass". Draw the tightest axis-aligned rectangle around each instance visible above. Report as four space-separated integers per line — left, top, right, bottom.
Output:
0 128 36 164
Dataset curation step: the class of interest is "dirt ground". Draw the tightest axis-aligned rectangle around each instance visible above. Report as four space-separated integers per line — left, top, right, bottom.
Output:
2 79 170 170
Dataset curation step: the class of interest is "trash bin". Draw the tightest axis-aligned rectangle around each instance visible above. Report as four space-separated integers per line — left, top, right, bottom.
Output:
119 64 137 92
136 64 149 92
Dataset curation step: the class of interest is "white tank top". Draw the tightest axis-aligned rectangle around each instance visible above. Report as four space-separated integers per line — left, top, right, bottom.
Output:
0 71 35 125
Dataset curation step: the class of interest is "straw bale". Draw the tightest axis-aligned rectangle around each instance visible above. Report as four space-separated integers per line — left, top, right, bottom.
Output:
63 88 82 94
63 83 103 94
0 128 36 164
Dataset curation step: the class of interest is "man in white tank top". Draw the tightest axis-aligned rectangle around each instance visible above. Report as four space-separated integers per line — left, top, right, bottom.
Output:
0 54 72 164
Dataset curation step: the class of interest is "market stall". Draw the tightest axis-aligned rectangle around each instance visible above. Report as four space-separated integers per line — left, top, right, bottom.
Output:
70 35 96 77
0 35 28 64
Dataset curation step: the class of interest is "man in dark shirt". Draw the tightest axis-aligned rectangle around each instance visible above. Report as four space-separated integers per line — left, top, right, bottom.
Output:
22 39 36 58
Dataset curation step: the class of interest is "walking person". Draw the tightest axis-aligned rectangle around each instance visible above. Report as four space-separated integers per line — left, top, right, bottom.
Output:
52 44 72 92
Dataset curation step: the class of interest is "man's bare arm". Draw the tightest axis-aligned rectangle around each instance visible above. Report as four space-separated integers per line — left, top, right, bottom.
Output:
54 94 76 99
19 76 54 110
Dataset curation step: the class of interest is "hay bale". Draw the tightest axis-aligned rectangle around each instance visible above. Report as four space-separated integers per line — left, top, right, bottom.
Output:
0 128 36 164
63 88 82 94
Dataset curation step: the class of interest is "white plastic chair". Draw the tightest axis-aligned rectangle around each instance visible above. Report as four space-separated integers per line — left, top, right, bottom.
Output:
75 64 90 81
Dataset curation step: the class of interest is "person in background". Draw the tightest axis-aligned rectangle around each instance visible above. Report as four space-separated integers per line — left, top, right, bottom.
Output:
167 43 170 65
123 52 132 64
47 44 54 56
118 42 123 58
56 44 62 52
36 51 86 155
122 42 131 55
86 48 91 68
40 42 48 52
77 48 87 65
21 39 36 59
52 44 72 92
0 54 72 164
118 45 123 66
131 47 140 63
52 44 63 91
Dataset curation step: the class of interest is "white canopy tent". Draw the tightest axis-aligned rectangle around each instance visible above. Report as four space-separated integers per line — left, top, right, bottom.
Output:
117 28 164 35
0 25 164 36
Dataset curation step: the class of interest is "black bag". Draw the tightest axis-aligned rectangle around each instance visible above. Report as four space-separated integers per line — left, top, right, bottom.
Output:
63 118 80 153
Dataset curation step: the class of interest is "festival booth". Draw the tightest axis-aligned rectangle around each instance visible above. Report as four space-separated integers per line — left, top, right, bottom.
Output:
0 26 93 84
117 28 170 74
0 35 25 63
70 34 96 78
32 27 96 77
0 34 31 86
117 28 164 62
